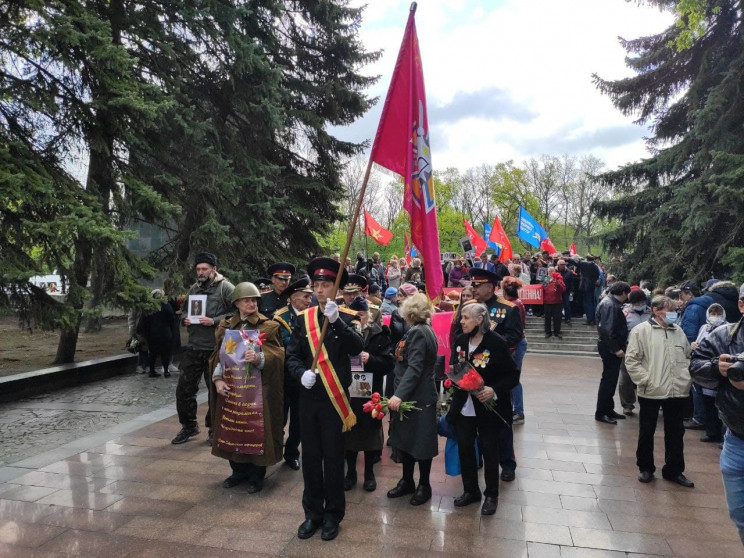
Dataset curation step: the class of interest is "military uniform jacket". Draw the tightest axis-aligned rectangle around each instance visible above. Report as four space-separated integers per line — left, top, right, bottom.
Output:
484 295 523 350
285 306 364 399
273 305 300 347
259 289 289 319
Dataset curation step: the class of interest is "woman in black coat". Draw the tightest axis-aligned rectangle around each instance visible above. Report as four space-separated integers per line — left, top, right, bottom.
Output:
344 298 394 492
448 302 519 515
387 293 439 506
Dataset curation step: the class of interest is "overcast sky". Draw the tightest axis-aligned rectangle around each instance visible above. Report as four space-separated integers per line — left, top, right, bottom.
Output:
333 0 675 173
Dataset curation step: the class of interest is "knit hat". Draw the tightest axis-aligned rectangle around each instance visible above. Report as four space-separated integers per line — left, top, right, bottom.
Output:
399 283 418 297
384 287 398 299
349 296 369 312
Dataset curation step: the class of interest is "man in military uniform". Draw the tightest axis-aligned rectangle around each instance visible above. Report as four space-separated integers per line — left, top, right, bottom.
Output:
259 262 296 318
467 267 524 482
337 273 367 307
286 258 363 542
173 252 235 445
255 277 273 294
273 276 314 470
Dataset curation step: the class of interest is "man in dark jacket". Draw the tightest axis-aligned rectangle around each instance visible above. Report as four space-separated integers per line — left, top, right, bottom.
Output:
557 259 575 325
259 262 296 319
569 255 601 325
690 283 744 543
173 253 235 445
595 281 631 424
286 258 364 542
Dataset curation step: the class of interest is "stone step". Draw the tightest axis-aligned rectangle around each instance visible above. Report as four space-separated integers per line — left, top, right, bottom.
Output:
528 341 597 352
526 348 599 358
525 336 594 344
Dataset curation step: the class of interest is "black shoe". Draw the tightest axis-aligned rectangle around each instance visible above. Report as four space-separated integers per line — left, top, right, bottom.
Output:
409 485 431 506
545 333 552 339
663 473 694 488
500 469 516 482
638 470 654 483
163 370 171 378
387 479 416 498
623 407 634 416
171 426 200 444
321 520 339 541
222 475 245 488
454 492 482 507
285 458 300 470
246 482 263 494
343 473 357 491
609 411 626 420
297 519 321 539
595 415 617 425
148 371 161 378
481 496 498 516
700 435 723 443
363 475 377 492
683 419 705 430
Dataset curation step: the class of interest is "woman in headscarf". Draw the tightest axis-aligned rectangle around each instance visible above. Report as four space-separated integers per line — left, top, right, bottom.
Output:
209 282 285 493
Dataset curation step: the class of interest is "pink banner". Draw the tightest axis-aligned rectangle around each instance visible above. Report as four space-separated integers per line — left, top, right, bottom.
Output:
518 284 544 305
431 311 454 370
382 314 391 327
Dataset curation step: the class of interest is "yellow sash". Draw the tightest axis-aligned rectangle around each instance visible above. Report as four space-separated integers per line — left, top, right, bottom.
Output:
304 306 357 432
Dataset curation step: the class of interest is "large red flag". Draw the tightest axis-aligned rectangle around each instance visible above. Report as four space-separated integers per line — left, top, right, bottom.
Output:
488 216 513 263
463 217 488 257
369 7 443 300
404 231 411 265
540 237 557 254
363 210 393 246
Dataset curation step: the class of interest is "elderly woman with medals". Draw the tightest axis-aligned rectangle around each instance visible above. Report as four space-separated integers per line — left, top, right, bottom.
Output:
447 302 519 515
209 282 285 493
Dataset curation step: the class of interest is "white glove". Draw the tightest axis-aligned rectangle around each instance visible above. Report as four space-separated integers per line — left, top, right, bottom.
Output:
301 369 317 389
324 300 339 323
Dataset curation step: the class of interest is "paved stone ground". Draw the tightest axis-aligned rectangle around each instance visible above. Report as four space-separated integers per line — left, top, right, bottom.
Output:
0 355 742 557
0 372 188 466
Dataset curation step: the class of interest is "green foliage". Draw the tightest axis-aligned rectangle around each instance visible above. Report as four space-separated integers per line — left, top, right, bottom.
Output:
594 0 744 286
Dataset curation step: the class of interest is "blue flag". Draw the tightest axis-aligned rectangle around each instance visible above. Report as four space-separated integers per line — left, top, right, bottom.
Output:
516 206 548 248
410 245 418 258
482 223 500 254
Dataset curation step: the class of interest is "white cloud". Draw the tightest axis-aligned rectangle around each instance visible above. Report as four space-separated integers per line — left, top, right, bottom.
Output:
337 0 674 171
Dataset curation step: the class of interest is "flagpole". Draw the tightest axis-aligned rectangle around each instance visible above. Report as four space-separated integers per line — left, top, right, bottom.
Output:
310 158 375 375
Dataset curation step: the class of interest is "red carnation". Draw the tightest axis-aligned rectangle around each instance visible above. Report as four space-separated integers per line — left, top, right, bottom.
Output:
444 378 452 389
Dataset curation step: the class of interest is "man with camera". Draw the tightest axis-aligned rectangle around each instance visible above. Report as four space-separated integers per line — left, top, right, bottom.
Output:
690 282 744 544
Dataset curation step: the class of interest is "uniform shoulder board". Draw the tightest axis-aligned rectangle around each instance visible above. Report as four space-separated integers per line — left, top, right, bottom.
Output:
273 313 292 332
496 297 516 308
274 305 290 316
368 303 380 310
339 306 360 316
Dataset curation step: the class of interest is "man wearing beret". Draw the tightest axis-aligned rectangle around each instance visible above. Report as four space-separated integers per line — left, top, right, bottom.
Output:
172 252 235 445
259 262 296 319
273 276 315 471
286 257 364 541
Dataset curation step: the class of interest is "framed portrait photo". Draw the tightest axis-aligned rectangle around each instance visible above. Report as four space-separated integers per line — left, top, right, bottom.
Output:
188 294 207 320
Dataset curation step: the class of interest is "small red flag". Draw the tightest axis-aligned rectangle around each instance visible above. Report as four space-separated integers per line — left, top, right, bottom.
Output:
570 242 577 256
363 210 393 246
488 216 513 263
540 237 557 254
404 231 412 265
463 217 488 257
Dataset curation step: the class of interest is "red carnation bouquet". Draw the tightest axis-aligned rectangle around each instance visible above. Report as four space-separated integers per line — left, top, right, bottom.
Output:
445 361 497 412
362 392 421 422
239 330 267 379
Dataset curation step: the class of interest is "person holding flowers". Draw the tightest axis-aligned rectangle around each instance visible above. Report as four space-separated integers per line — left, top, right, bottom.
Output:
447 302 519 515
209 282 285 493
343 296 394 492
386 292 439 506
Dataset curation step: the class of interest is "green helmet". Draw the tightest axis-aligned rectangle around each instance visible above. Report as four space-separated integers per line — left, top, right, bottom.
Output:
231 282 261 303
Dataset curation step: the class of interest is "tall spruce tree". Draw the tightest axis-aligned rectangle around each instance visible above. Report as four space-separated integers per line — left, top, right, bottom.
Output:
593 0 744 285
1 1 378 363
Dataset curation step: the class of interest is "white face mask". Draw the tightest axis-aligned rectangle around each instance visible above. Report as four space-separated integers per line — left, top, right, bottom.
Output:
632 303 646 312
708 316 725 327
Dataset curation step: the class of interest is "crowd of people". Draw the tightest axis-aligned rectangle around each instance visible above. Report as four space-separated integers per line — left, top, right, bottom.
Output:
138 250 744 544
